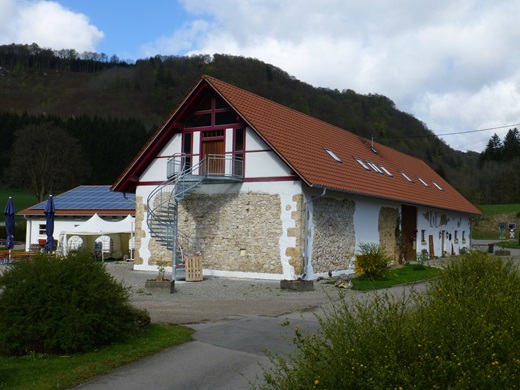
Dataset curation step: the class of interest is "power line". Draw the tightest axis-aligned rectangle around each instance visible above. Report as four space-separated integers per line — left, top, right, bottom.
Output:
381 123 520 140
435 123 520 137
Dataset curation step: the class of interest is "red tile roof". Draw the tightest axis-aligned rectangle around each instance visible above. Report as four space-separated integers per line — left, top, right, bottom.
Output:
112 75 481 215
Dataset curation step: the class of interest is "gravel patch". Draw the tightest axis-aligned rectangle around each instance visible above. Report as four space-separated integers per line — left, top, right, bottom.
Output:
104 262 344 324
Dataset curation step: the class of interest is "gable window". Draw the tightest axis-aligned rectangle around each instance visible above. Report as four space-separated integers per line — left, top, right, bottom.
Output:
202 130 224 138
185 113 211 128
215 111 239 125
184 94 239 129
235 128 244 151
324 147 342 163
234 128 244 177
183 133 192 169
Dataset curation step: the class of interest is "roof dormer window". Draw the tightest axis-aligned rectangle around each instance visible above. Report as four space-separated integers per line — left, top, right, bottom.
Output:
324 147 342 163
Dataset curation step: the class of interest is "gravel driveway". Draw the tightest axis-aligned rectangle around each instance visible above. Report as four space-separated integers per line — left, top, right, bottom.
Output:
105 262 346 324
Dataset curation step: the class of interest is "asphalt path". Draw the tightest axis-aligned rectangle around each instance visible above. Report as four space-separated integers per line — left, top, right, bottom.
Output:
73 267 430 390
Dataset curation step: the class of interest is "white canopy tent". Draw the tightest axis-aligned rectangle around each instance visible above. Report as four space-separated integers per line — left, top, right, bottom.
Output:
59 214 135 259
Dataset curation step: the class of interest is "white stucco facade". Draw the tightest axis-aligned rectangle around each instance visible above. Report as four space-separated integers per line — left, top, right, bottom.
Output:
132 120 475 280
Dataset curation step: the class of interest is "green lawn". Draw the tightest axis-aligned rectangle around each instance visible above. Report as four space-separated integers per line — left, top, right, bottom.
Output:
351 263 442 291
477 204 520 215
0 324 194 390
0 187 38 211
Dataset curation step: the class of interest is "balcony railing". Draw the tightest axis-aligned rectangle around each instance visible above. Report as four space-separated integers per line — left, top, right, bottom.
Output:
167 153 243 181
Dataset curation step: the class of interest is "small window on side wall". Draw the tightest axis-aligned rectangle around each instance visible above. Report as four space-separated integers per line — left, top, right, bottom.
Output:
235 128 244 151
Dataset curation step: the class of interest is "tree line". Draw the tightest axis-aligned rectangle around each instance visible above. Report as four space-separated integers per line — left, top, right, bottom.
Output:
1 44 518 205
472 129 520 205
0 112 150 201
0 43 129 73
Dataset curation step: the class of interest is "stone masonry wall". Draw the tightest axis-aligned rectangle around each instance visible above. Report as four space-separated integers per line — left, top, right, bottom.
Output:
312 197 356 273
170 192 284 273
378 207 399 265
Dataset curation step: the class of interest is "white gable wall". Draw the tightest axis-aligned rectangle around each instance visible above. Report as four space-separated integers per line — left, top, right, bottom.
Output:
140 133 182 182
244 128 293 178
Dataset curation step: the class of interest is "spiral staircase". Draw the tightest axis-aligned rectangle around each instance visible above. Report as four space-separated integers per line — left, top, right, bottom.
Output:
146 153 243 279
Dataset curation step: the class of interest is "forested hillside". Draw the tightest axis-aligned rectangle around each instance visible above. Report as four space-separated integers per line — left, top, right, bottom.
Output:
0 43 515 204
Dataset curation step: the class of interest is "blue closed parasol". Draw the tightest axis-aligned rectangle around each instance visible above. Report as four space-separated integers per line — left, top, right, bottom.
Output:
4 197 15 250
44 195 56 252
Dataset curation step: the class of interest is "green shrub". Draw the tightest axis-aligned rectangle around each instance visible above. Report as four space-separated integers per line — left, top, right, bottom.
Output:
355 242 391 279
0 252 150 355
258 252 520 389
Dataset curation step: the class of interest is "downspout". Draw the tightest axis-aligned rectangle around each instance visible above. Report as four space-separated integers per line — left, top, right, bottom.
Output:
303 187 327 279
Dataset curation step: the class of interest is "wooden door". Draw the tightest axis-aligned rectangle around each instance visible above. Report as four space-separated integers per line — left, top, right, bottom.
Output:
202 140 225 175
401 205 417 261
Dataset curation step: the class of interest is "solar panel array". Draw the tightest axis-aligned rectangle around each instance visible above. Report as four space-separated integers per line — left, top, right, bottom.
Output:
31 186 136 210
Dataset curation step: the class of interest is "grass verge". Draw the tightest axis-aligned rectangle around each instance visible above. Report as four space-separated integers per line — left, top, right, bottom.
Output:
0 324 194 390
495 240 520 249
351 263 442 291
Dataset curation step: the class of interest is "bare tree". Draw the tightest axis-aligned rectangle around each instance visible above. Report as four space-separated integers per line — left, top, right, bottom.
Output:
7 123 91 202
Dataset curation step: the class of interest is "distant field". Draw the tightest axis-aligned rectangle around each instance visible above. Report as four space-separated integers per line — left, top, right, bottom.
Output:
478 204 520 215
0 188 38 212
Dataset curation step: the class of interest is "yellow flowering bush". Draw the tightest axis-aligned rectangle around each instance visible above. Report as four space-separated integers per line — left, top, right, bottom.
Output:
257 252 520 389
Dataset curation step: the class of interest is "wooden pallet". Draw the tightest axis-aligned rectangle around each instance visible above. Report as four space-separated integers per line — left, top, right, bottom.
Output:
185 255 203 282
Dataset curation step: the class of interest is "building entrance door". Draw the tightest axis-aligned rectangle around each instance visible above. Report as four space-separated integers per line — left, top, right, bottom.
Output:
401 205 417 261
202 140 225 175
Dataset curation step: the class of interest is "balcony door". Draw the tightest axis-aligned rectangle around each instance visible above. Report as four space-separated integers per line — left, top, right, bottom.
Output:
202 139 225 175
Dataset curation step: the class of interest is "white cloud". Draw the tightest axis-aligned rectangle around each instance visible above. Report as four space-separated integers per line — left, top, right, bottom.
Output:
0 0 103 52
141 19 210 58
153 0 520 152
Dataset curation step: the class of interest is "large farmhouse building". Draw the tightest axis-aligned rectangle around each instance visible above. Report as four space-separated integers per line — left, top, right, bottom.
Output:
111 75 481 280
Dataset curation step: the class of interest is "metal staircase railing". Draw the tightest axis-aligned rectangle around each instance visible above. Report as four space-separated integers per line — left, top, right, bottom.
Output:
146 153 243 279
146 156 205 278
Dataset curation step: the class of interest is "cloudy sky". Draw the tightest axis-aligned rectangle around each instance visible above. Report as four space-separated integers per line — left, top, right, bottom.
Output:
1 0 519 153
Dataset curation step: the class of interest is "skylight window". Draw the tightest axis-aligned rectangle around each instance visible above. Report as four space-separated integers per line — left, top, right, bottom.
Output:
354 157 371 170
432 181 444 191
380 165 393 176
324 147 342 163
400 171 413 182
417 177 429 187
366 161 383 174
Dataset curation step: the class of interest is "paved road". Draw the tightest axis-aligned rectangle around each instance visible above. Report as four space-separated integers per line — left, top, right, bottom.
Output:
74 273 429 390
